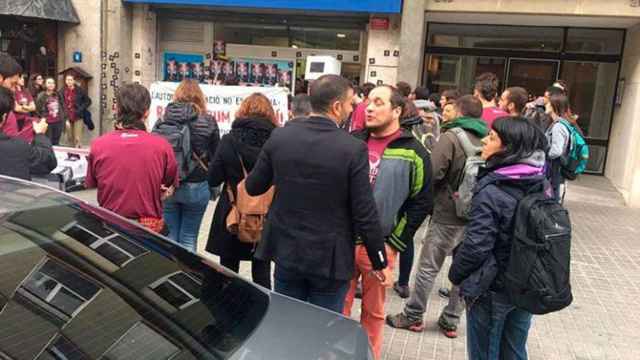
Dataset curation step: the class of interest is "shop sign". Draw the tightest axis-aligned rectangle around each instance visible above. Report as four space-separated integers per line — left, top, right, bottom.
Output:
148 82 289 134
370 17 390 30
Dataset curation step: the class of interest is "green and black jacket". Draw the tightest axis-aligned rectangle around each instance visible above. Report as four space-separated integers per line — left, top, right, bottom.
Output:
353 128 434 252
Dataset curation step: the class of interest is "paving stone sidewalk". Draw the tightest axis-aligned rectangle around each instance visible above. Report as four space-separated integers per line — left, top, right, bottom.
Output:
76 175 640 359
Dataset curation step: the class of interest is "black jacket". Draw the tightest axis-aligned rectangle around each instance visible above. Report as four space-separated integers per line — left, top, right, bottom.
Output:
0 133 57 180
449 160 548 298
207 117 275 260
245 116 388 281
163 102 220 183
59 86 91 120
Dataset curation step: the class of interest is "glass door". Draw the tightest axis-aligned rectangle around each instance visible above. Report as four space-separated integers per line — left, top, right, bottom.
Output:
506 58 560 98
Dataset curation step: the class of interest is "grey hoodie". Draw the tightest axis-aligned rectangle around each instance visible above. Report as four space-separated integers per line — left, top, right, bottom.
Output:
545 120 570 160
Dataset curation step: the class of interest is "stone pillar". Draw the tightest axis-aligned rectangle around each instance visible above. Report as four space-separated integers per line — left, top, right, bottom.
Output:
363 15 401 86
397 0 426 88
131 4 157 87
605 23 640 207
58 0 102 142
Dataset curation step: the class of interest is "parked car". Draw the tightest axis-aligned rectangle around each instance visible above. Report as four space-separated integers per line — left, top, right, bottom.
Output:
0 176 373 360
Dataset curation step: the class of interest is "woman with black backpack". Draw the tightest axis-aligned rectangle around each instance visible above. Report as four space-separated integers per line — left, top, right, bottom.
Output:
162 79 220 252
206 93 278 289
448 117 550 360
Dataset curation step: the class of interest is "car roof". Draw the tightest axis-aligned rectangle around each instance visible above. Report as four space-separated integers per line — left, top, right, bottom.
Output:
0 175 269 360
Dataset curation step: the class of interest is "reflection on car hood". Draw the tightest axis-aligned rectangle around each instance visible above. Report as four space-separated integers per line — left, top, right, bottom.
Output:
230 292 371 360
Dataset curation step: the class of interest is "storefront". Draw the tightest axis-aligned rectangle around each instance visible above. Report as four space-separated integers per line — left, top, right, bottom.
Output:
0 0 79 78
422 23 625 174
125 0 402 89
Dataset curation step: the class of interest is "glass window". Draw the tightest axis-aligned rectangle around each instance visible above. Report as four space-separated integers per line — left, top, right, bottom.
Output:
149 272 200 310
42 335 90 360
103 322 180 360
214 23 360 50
427 23 563 52
560 61 619 141
290 27 360 51
20 259 100 318
566 28 624 55
62 220 148 267
424 54 506 95
214 23 290 47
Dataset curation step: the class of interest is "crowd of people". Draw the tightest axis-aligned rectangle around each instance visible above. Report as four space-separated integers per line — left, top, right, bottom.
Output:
0 49 583 360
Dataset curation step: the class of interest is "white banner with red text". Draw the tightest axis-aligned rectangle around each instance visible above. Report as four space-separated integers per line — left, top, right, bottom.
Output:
148 82 289 134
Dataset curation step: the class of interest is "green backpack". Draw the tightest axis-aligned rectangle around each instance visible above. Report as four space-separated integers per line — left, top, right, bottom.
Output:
558 119 589 180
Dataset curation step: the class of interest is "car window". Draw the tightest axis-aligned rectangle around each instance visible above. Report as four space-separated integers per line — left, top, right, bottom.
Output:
0 180 270 360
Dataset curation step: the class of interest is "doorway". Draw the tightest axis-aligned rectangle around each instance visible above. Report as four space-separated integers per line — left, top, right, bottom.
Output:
506 58 560 98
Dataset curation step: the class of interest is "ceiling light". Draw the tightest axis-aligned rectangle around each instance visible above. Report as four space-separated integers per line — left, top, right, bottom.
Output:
337 33 346 38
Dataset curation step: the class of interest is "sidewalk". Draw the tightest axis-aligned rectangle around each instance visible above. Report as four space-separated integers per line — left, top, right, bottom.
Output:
76 175 640 359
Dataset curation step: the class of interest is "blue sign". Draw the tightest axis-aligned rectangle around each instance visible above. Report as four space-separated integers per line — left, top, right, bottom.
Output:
123 0 401 13
73 51 82 63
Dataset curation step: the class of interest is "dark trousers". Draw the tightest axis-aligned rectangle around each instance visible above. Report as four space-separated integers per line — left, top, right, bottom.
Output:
274 265 350 314
397 236 414 286
466 291 533 360
220 256 272 290
46 121 64 146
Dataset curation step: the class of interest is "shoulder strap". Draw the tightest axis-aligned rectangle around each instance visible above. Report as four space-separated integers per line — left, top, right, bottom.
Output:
228 134 249 177
450 127 481 158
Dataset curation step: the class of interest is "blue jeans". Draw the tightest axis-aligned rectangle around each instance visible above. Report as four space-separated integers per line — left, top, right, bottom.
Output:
274 265 350 313
163 181 210 252
466 291 533 360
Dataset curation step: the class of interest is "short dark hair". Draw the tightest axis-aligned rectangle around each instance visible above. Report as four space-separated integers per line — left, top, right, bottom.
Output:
442 89 461 102
378 85 406 113
0 87 15 120
505 87 528 114
490 116 548 166
475 72 499 101
396 81 412 98
116 83 151 130
309 75 352 114
0 54 22 79
545 85 565 97
549 94 572 121
361 82 375 98
413 86 430 100
429 93 441 108
291 94 312 118
455 95 483 118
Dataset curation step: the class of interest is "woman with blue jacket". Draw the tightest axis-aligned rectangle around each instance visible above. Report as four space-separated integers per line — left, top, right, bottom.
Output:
449 116 550 360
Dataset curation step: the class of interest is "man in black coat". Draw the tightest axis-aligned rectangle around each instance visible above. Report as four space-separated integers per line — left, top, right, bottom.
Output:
0 86 57 180
245 74 388 313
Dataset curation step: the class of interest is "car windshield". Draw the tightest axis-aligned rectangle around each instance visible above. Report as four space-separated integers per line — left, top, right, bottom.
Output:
0 178 269 360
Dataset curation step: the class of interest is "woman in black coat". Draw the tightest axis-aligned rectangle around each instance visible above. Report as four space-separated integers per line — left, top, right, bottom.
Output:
207 93 278 289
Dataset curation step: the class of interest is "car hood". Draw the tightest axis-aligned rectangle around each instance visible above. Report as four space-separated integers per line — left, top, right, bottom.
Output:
229 292 372 360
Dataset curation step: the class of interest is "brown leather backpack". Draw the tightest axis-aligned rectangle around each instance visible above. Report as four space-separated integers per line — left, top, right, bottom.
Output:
226 154 274 243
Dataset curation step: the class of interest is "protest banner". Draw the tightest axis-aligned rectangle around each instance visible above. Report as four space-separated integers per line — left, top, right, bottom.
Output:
148 82 289 134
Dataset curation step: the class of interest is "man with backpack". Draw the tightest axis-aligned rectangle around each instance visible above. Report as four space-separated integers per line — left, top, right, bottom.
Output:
387 95 488 338
85 84 178 233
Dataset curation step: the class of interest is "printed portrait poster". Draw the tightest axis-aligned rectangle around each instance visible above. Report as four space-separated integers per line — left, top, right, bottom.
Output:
163 52 204 82
213 40 226 59
236 61 250 83
251 63 266 85
223 61 235 78
191 62 206 83
265 63 278 86
210 60 225 83
234 58 295 90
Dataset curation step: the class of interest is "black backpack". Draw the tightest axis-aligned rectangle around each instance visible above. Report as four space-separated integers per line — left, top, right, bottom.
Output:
152 120 196 183
503 183 573 315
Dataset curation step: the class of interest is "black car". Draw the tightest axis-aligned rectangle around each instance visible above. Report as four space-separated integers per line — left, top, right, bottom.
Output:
0 176 373 360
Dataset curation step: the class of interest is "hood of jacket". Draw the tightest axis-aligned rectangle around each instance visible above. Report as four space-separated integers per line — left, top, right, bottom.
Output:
441 116 488 138
163 102 198 124
230 117 276 150
400 116 423 128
